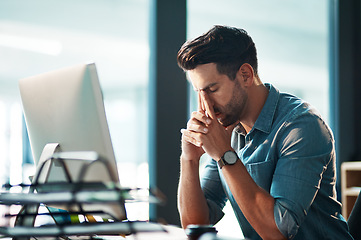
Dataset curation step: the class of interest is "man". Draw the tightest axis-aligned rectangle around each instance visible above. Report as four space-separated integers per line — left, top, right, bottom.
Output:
177 25 353 240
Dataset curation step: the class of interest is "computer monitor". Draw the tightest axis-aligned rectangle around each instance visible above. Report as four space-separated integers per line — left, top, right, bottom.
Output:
18 63 126 221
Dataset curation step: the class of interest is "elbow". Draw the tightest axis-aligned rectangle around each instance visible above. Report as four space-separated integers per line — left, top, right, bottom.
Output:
178 197 210 229
179 212 210 229
178 205 210 229
181 219 210 230
260 227 287 240
257 218 287 240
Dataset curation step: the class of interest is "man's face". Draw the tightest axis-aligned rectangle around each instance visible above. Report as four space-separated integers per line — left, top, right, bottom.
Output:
188 63 248 127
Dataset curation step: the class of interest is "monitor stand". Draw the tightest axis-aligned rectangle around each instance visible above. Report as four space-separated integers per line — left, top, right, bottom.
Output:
32 143 61 184
14 144 127 228
13 143 61 228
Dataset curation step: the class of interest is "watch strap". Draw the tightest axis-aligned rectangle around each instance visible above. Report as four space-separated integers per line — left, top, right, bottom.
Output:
218 158 226 169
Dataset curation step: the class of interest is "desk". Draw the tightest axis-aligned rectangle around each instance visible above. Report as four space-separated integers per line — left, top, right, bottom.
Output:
0 225 245 240
0 226 186 240
125 224 187 240
124 225 245 240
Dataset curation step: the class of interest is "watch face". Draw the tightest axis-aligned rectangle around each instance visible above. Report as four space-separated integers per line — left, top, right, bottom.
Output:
224 151 238 164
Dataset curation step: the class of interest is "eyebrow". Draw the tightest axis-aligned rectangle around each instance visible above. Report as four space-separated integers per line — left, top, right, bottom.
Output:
194 83 218 92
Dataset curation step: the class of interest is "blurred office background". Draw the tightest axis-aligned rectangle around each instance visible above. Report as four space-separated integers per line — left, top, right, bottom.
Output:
0 0 360 237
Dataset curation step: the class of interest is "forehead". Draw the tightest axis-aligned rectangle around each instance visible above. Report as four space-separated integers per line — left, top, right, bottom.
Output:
187 63 228 91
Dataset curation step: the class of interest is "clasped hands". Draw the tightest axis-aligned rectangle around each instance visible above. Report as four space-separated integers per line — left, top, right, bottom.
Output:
181 90 236 162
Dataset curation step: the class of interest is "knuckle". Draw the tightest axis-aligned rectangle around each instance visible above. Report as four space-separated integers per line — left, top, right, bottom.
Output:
187 122 195 130
198 133 205 141
197 125 205 132
191 111 198 117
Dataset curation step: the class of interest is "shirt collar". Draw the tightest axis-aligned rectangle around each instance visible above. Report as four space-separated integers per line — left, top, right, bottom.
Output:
252 83 279 134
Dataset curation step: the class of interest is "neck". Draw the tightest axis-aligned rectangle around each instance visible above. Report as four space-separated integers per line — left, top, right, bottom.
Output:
240 83 268 133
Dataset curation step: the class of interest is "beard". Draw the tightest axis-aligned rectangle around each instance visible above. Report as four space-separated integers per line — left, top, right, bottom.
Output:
214 80 248 127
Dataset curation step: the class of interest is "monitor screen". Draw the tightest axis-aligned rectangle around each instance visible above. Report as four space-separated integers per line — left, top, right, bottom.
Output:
19 63 126 221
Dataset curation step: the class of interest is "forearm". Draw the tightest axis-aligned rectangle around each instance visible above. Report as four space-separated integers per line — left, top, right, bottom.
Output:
222 162 286 240
178 157 210 228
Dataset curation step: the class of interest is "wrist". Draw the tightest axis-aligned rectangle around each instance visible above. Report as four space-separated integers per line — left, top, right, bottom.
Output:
215 148 234 162
180 155 201 176
217 150 238 169
180 154 201 164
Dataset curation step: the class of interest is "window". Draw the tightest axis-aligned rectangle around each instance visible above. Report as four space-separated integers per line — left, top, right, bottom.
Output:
0 0 149 221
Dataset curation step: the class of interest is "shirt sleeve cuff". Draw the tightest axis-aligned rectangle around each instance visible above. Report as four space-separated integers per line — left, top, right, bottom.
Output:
206 198 225 225
274 200 300 239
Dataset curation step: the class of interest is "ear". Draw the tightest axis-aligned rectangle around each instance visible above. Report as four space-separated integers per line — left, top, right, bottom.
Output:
237 63 255 87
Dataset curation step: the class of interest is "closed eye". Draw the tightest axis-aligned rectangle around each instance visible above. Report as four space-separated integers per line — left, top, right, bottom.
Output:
208 87 218 93
196 83 219 93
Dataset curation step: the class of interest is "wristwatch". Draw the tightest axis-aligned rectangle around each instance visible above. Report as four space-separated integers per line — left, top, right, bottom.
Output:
218 150 238 169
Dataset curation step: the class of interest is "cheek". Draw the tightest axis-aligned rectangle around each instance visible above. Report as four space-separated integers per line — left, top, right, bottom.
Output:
214 92 232 106
210 95 229 112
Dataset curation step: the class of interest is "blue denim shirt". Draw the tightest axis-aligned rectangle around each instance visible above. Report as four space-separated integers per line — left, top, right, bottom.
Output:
200 84 353 240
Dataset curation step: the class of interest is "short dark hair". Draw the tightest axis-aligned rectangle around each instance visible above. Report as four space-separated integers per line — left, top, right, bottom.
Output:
177 25 258 80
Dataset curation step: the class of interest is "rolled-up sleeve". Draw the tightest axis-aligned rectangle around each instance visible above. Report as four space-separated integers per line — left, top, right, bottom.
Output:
271 114 334 239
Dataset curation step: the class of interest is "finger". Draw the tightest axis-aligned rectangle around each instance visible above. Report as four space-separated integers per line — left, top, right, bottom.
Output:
190 111 211 126
199 91 208 117
225 122 239 133
200 91 216 119
197 91 204 113
180 129 202 147
186 121 209 134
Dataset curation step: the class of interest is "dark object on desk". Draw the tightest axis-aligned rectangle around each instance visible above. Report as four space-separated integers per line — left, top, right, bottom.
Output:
198 232 246 240
348 190 361 240
185 225 217 240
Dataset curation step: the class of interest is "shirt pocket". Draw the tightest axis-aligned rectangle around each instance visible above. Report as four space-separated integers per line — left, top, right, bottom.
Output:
245 160 275 192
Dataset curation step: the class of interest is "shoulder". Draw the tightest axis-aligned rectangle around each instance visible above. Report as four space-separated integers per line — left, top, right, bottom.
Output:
274 93 334 157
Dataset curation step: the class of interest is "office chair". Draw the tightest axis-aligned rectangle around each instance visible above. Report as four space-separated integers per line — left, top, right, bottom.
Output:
348 190 361 240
